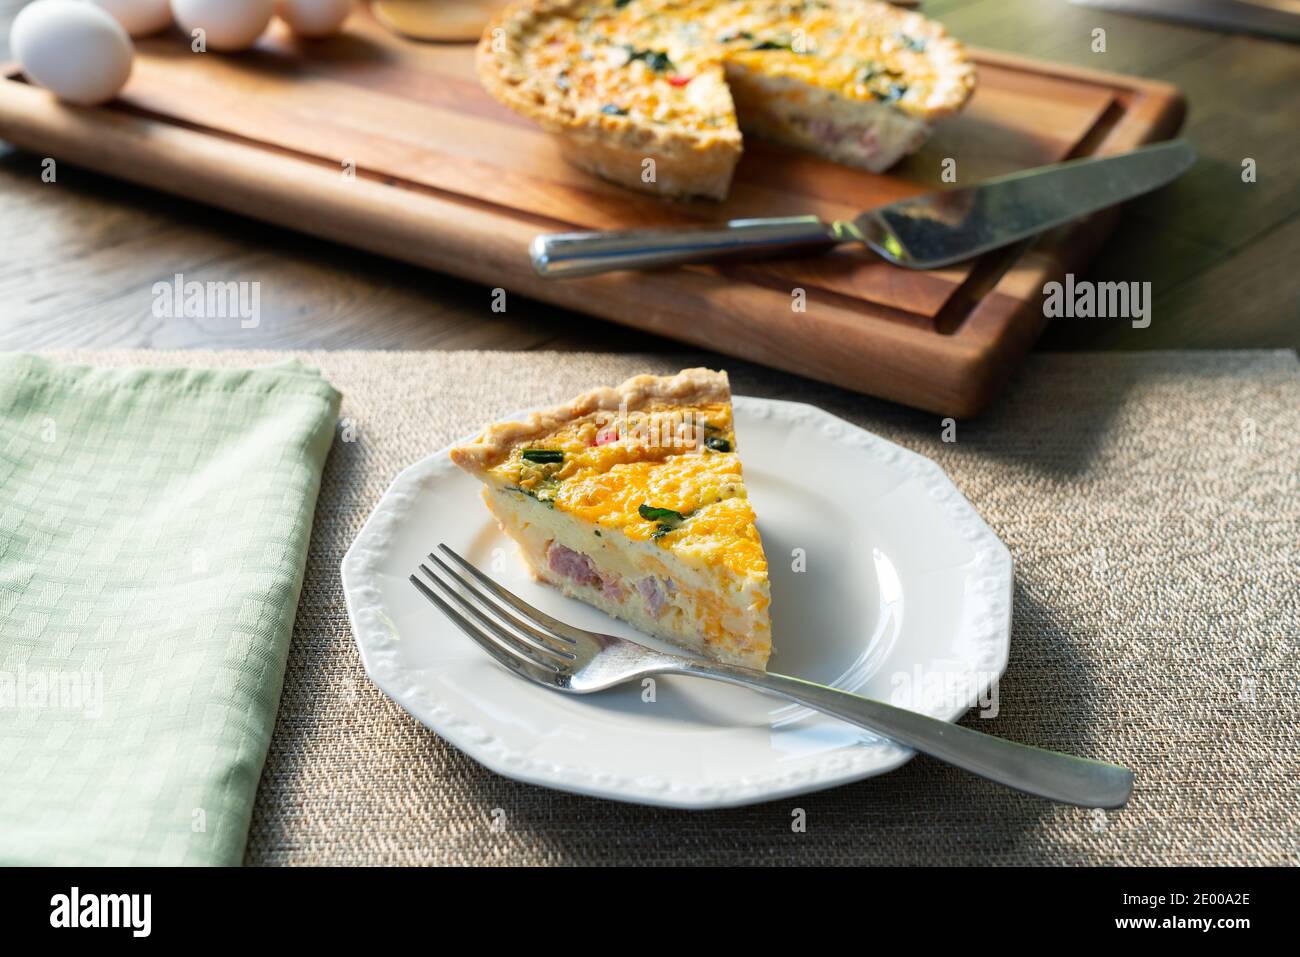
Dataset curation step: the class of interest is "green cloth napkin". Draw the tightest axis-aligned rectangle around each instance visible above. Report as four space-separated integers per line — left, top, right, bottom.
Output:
0 354 340 865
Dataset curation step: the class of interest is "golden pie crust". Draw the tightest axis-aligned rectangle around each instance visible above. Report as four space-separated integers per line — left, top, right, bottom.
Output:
451 368 731 474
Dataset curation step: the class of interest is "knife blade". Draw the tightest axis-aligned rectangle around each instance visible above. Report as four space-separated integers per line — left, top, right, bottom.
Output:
851 138 1197 269
1068 0 1300 44
529 139 1197 278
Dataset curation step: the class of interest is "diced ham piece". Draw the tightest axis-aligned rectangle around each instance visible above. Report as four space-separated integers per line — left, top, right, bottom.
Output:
637 576 670 617
547 543 601 588
807 117 847 146
595 427 619 446
600 574 628 601
859 130 879 159
547 543 627 600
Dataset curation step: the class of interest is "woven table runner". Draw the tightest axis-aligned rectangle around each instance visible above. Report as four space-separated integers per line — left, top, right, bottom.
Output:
45 349 1300 866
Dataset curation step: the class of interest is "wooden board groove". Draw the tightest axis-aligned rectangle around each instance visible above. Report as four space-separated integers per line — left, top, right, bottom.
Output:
0 10 1185 414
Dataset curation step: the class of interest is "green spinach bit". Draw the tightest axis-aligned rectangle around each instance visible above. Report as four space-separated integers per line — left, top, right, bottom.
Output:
521 448 564 463
625 47 674 72
640 503 691 540
639 504 686 523
859 61 903 84
877 81 908 104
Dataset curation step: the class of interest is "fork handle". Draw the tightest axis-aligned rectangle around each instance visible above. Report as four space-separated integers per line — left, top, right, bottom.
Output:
529 215 842 279
670 662 1133 808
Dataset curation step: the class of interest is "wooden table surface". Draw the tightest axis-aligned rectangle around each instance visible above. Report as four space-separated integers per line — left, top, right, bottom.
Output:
1 0 1297 355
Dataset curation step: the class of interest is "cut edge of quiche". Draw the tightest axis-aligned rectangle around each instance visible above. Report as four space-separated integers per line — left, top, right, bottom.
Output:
450 369 773 669
477 0 976 200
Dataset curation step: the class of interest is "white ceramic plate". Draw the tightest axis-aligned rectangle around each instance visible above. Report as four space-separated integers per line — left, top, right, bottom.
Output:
342 397 1013 808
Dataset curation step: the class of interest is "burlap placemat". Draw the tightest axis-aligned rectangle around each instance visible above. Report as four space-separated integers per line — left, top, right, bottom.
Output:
45 349 1299 866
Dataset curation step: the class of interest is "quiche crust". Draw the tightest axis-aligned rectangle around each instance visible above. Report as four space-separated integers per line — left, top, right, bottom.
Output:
451 368 773 669
452 367 731 474
477 0 976 199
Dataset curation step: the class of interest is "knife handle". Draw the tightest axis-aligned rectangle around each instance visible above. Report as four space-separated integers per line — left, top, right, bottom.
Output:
529 215 842 279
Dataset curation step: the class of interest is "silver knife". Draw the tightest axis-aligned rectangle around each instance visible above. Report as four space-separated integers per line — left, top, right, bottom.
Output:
530 139 1196 278
1069 0 1300 43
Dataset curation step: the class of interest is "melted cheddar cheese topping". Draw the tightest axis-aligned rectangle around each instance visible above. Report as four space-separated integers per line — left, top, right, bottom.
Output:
486 401 768 578
516 0 961 133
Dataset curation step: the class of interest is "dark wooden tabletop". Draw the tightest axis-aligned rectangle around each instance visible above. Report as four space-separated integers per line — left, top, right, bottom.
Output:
1 0 1297 354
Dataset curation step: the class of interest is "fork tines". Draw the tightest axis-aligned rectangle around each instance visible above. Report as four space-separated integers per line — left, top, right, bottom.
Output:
409 545 578 683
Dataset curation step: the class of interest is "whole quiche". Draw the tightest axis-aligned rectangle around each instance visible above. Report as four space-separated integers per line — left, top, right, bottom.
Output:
478 0 976 199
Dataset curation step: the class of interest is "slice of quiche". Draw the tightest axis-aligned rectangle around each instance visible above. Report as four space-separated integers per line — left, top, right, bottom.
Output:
478 0 975 199
450 369 773 669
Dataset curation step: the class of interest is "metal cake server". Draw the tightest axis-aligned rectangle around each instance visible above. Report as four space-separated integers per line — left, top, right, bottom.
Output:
530 139 1196 278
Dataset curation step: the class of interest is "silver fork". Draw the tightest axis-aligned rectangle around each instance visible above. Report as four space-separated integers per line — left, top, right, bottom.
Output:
411 544 1134 808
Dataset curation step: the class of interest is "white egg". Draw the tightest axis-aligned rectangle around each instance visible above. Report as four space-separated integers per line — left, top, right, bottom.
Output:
170 0 275 51
11 0 134 106
277 0 353 38
93 0 173 37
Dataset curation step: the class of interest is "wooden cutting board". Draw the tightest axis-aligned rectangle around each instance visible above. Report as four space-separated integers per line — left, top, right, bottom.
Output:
0 10 1184 415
